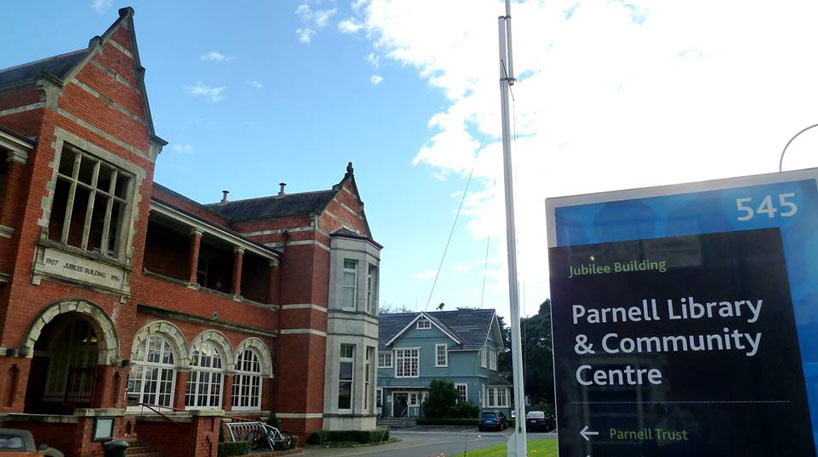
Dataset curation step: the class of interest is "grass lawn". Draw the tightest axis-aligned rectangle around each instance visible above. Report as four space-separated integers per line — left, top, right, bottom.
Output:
451 438 557 457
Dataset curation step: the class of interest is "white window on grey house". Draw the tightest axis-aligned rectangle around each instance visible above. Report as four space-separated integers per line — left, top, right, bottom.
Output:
342 259 358 309
376 387 383 408
416 318 431 330
485 387 509 408
481 348 487 368
185 341 223 409
409 392 419 406
395 348 419 378
365 347 373 411
435 344 448 367
489 348 497 371
367 264 377 313
378 351 393 368
455 383 468 403
127 334 176 408
48 144 133 259
338 344 355 411
232 349 263 410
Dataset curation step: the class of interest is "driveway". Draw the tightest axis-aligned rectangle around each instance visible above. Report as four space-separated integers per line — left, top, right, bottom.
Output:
301 427 556 457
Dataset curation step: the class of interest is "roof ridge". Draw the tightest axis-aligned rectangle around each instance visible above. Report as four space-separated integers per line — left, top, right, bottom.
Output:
0 48 87 75
204 188 335 207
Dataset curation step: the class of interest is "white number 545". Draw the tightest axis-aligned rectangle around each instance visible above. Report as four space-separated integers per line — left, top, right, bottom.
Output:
736 193 797 221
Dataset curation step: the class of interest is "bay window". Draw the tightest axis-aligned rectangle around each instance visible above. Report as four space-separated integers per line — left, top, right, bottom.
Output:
338 344 355 410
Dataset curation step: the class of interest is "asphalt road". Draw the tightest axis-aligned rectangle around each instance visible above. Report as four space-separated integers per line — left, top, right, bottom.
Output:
301 427 556 457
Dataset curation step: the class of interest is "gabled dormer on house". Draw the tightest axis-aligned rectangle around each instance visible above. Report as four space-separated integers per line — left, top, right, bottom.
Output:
377 309 512 418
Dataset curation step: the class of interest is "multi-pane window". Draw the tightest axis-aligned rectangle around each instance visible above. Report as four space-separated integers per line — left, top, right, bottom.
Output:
435 344 448 367
365 347 373 411
48 144 133 259
485 387 509 407
338 344 355 410
489 348 497 371
395 348 419 378
409 392 419 406
376 387 383 408
127 334 176 408
232 349 262 410
185 342 223 409
378 351 393 368
416 319 431 330
342 259 358 309
367 264 377 313
456 383 468 403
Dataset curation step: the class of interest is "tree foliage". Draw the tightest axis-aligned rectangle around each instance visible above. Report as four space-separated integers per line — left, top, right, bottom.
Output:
498 299 555 409
422 379 459 418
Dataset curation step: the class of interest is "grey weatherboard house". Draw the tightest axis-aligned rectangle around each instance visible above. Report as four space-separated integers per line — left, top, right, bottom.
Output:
377 309 512 418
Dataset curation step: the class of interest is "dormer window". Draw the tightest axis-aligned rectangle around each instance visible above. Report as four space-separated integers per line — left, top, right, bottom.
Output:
416 318 431 330
48 144 133 260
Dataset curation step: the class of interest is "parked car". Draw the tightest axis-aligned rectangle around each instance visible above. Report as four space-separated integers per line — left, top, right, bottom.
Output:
478 411 508 431
525 411 554 432
0 429 62 456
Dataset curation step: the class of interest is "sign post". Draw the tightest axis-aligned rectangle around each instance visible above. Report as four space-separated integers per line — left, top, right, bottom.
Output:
546 168 818 456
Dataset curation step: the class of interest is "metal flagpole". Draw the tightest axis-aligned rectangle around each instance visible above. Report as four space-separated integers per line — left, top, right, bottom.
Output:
498 1 527 456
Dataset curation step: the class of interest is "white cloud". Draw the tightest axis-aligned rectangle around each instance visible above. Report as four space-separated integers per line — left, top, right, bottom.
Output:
314 8 338 28
170 144 194 154
365 52 379 68
91 0 112 13
247 80 264 89
339 18 364 34
183 82 225 103
348 0 818 316
200 51 233 62
413 270 438 280
370 74 383 85
296 28 315 44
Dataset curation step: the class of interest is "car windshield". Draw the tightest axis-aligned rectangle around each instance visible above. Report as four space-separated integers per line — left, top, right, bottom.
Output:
481 412 498 418
526 411 545 419
0 435 25 450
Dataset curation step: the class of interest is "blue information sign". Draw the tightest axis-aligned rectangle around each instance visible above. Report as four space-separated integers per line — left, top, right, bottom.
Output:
547 169 818 456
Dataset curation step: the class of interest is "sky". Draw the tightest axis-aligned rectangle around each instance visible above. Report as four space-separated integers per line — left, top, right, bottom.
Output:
3 0 818 319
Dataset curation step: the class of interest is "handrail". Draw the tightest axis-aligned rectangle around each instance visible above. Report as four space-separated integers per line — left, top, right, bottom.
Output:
137 403 183 425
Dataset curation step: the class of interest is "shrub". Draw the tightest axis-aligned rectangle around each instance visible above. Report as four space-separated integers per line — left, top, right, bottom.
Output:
217 441 251 457
422 379 458 418
451 401 480 418
306 429 389 445
416 418 478 426
323 441 359 448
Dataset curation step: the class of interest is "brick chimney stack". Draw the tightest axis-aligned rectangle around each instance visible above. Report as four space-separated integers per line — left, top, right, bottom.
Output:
278 183 286 196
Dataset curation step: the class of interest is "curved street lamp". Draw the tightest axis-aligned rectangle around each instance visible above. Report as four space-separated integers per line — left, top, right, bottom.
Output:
779 123 818 172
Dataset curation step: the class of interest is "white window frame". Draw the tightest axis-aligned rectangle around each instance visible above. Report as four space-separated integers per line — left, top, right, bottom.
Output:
338 344 355 412
49 143 134 259
127 334 177 410
485 387 509 408
378 351 393 368
481 347 487 368
435 344 448 367
367 264 377 313
489 348 497 371
342 259 358 309
408 392 419 406
416 319 431 330
394 347 420 378
232 349 263 411
185 341 224 410
376 387 383 408
455 383 468 404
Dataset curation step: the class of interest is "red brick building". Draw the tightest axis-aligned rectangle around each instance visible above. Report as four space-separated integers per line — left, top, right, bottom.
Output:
0 8 381 457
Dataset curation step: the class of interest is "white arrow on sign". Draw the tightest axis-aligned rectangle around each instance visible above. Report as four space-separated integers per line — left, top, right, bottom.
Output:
580 425 599 441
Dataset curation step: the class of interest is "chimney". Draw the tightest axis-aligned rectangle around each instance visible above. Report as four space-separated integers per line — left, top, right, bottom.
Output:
278 182 286 196
221 190 229 203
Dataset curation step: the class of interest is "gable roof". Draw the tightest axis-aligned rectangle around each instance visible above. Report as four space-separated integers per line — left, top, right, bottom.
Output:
379 308 498 351
0 49 90 91
384 312 462 347
206 190 337 221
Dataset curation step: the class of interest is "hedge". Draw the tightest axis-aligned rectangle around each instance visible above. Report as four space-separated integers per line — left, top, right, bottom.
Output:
217 441 252 457
416 418 478 426
306 429 389 445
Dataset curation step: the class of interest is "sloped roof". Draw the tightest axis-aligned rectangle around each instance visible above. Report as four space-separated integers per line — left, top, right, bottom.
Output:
379 309 497 351
206 190 337 221
0 49 90 91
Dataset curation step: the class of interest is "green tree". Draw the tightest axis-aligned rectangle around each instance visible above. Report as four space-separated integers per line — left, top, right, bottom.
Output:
498 300 555 409
422 379 458 418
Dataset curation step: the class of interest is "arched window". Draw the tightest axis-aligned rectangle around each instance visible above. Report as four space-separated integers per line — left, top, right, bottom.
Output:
127 334 176 408
185 341 223 409
232 349 262 410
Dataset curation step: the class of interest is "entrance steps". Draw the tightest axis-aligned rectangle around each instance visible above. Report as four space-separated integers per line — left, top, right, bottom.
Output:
377 417 416 428
125 439 163 457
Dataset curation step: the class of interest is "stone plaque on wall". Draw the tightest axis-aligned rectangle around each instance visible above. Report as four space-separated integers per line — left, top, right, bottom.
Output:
35 246 129 293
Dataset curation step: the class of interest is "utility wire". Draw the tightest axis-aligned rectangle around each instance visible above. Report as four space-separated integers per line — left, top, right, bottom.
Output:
424 132 488 311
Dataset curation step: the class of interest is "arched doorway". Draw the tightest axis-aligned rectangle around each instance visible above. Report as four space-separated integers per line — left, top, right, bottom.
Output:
25 314 99 413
